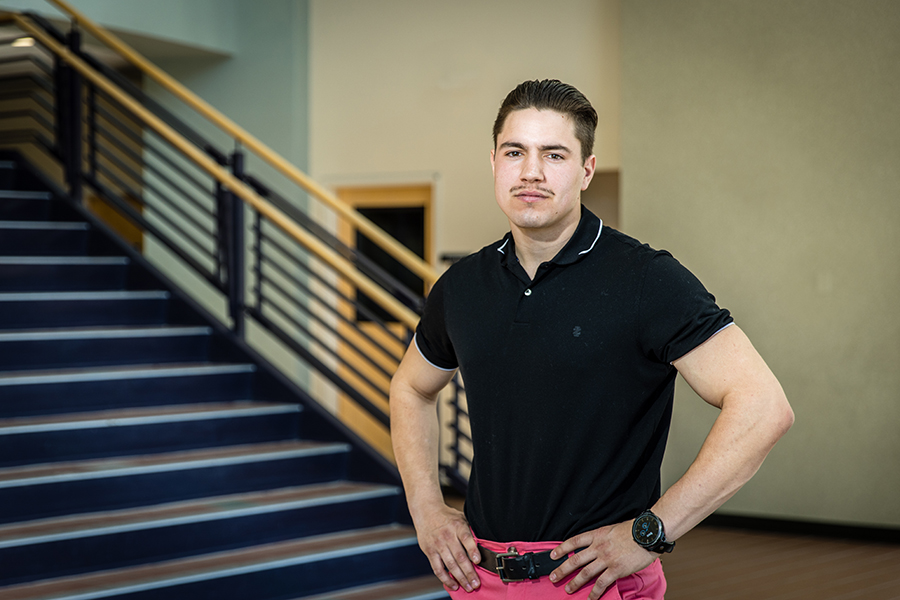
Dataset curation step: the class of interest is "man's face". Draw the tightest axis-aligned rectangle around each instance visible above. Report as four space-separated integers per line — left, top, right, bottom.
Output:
491 108 595 240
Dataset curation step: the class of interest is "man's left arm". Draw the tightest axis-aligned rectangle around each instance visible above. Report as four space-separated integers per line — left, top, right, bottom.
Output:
549 324 794 598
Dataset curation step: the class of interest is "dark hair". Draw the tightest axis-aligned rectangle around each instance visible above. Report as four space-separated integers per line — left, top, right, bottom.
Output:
493 79 598 162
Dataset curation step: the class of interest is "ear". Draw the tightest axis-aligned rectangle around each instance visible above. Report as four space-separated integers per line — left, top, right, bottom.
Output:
581 154 597 191
490 148 496 176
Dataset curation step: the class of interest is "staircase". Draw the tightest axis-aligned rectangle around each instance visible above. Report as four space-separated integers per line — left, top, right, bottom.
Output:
0 155 446 599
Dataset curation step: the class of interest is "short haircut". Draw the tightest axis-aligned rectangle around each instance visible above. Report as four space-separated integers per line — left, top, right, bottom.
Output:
493 79 598 162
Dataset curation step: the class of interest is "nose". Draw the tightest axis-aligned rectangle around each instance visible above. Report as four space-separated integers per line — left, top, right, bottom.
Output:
520 154 544 182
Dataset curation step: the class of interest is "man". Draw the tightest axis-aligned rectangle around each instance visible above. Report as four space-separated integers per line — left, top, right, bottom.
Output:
390 79 793 599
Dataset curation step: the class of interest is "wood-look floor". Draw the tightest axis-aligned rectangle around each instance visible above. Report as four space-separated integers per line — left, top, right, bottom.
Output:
662 526 900 599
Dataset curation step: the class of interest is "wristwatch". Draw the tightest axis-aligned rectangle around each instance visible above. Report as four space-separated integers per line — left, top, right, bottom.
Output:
632 510 675 554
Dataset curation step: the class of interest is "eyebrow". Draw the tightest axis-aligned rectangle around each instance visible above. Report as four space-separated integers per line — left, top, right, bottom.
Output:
499 141 573 154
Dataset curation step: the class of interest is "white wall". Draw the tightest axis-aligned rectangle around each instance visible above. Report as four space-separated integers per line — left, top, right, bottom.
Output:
622 0 900 527
309 0 621 262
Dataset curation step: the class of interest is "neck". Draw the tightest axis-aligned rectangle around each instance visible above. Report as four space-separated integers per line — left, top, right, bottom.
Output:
510 218 579 280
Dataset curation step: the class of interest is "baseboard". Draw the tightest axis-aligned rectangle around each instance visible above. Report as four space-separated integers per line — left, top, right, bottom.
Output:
701 513 900 545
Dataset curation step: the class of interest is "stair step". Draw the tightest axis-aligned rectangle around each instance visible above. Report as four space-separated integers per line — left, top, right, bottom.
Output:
0 401 302 467
0 482 401 585
0 441 352 524
0 256 130 291
0 220 87 229
0 190 56 220
0 290 170 329
0 221 90 256
295 575 447 600
0 325 212 370
0 363 257 417
0 189 54 200
0 525 425 600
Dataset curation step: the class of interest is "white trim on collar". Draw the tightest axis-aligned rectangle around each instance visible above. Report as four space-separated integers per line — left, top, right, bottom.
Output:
578 219 603 255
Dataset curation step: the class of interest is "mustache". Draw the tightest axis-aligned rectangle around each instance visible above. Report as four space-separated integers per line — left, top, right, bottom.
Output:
510 185 554 196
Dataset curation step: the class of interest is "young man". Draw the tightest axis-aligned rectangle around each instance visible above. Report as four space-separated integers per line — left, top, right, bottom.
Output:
390 79 793 599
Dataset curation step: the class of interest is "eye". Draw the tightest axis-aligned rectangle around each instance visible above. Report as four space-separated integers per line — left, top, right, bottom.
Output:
505 150 523 158
546 153 564 160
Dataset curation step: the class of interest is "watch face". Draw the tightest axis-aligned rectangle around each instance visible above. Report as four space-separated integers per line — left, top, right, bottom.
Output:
633 513 662 546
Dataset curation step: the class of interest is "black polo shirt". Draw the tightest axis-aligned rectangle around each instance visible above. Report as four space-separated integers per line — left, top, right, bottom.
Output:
415 207 732 542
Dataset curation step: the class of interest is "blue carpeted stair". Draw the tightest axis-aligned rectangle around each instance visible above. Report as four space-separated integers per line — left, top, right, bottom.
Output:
0 155 446 600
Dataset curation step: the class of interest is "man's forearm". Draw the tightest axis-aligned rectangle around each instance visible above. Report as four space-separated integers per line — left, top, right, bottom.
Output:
389 352 481 592
390 385 445 522
654 385 794 541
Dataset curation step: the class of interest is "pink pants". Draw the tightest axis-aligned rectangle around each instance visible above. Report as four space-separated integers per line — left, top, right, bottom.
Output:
446 535 666 600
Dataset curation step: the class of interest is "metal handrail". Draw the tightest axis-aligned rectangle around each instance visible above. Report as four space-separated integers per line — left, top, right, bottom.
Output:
43 0 439 288
0 12 472 484
11 11 421 331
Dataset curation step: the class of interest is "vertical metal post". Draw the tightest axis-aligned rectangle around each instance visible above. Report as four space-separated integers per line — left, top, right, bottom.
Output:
228 148 246 338
64 26 83 203
86 83 97 179
252 209 263 312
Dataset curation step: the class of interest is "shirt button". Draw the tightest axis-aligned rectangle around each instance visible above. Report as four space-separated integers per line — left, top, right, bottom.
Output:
524 289 532 296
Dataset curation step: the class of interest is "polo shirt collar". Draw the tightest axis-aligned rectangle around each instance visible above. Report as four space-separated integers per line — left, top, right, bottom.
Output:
496 206 604 268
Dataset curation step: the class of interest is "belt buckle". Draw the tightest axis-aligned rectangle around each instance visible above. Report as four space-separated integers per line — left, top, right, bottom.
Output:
495 548 536 583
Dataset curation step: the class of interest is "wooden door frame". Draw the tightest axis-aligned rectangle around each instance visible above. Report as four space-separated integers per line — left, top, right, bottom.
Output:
333 183 433 460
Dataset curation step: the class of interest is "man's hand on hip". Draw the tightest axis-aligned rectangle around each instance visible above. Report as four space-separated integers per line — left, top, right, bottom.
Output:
414 504 481 592
549 520 656 599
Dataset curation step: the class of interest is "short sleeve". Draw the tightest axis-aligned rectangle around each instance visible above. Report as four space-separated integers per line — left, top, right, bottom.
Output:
414 274 459 370
638 251 733 364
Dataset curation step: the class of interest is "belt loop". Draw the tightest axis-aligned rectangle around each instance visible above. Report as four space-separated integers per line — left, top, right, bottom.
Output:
524 552 537 579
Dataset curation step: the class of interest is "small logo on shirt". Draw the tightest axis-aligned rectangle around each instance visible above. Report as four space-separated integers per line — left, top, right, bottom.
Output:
572 326 582 338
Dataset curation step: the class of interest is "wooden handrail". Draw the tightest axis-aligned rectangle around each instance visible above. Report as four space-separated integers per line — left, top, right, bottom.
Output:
12 12 421 331
43 0 439 287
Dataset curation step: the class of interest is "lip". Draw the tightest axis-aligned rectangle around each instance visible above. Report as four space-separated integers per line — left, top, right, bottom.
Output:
514 190 550 202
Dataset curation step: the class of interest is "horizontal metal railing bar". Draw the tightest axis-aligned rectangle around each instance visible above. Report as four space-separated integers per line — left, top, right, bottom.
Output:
256 285 391 402
257 246 405 364
72 35 218 154
14 12 421 329
91 161 220 268
90 156 145 204
92 140 219 243
256 275 393 394
257 225 408 349
245 177 425 314
84 173 225 292
46 0 439 287
452 428 472 444
257 266 397 381
257 291 393 399
449 448 472 465
145 140 215 197
90 116 216 224
257 223 403 335
91 87 215 199
247 307 390 428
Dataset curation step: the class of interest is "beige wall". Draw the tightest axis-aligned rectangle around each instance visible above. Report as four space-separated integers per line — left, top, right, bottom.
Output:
622 0 900 527
309 0 620 262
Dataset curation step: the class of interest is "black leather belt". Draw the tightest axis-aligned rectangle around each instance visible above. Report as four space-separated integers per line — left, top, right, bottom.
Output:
477 544 569 583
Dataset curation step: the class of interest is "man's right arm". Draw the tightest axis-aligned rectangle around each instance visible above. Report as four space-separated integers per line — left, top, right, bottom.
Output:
390 341 482 592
